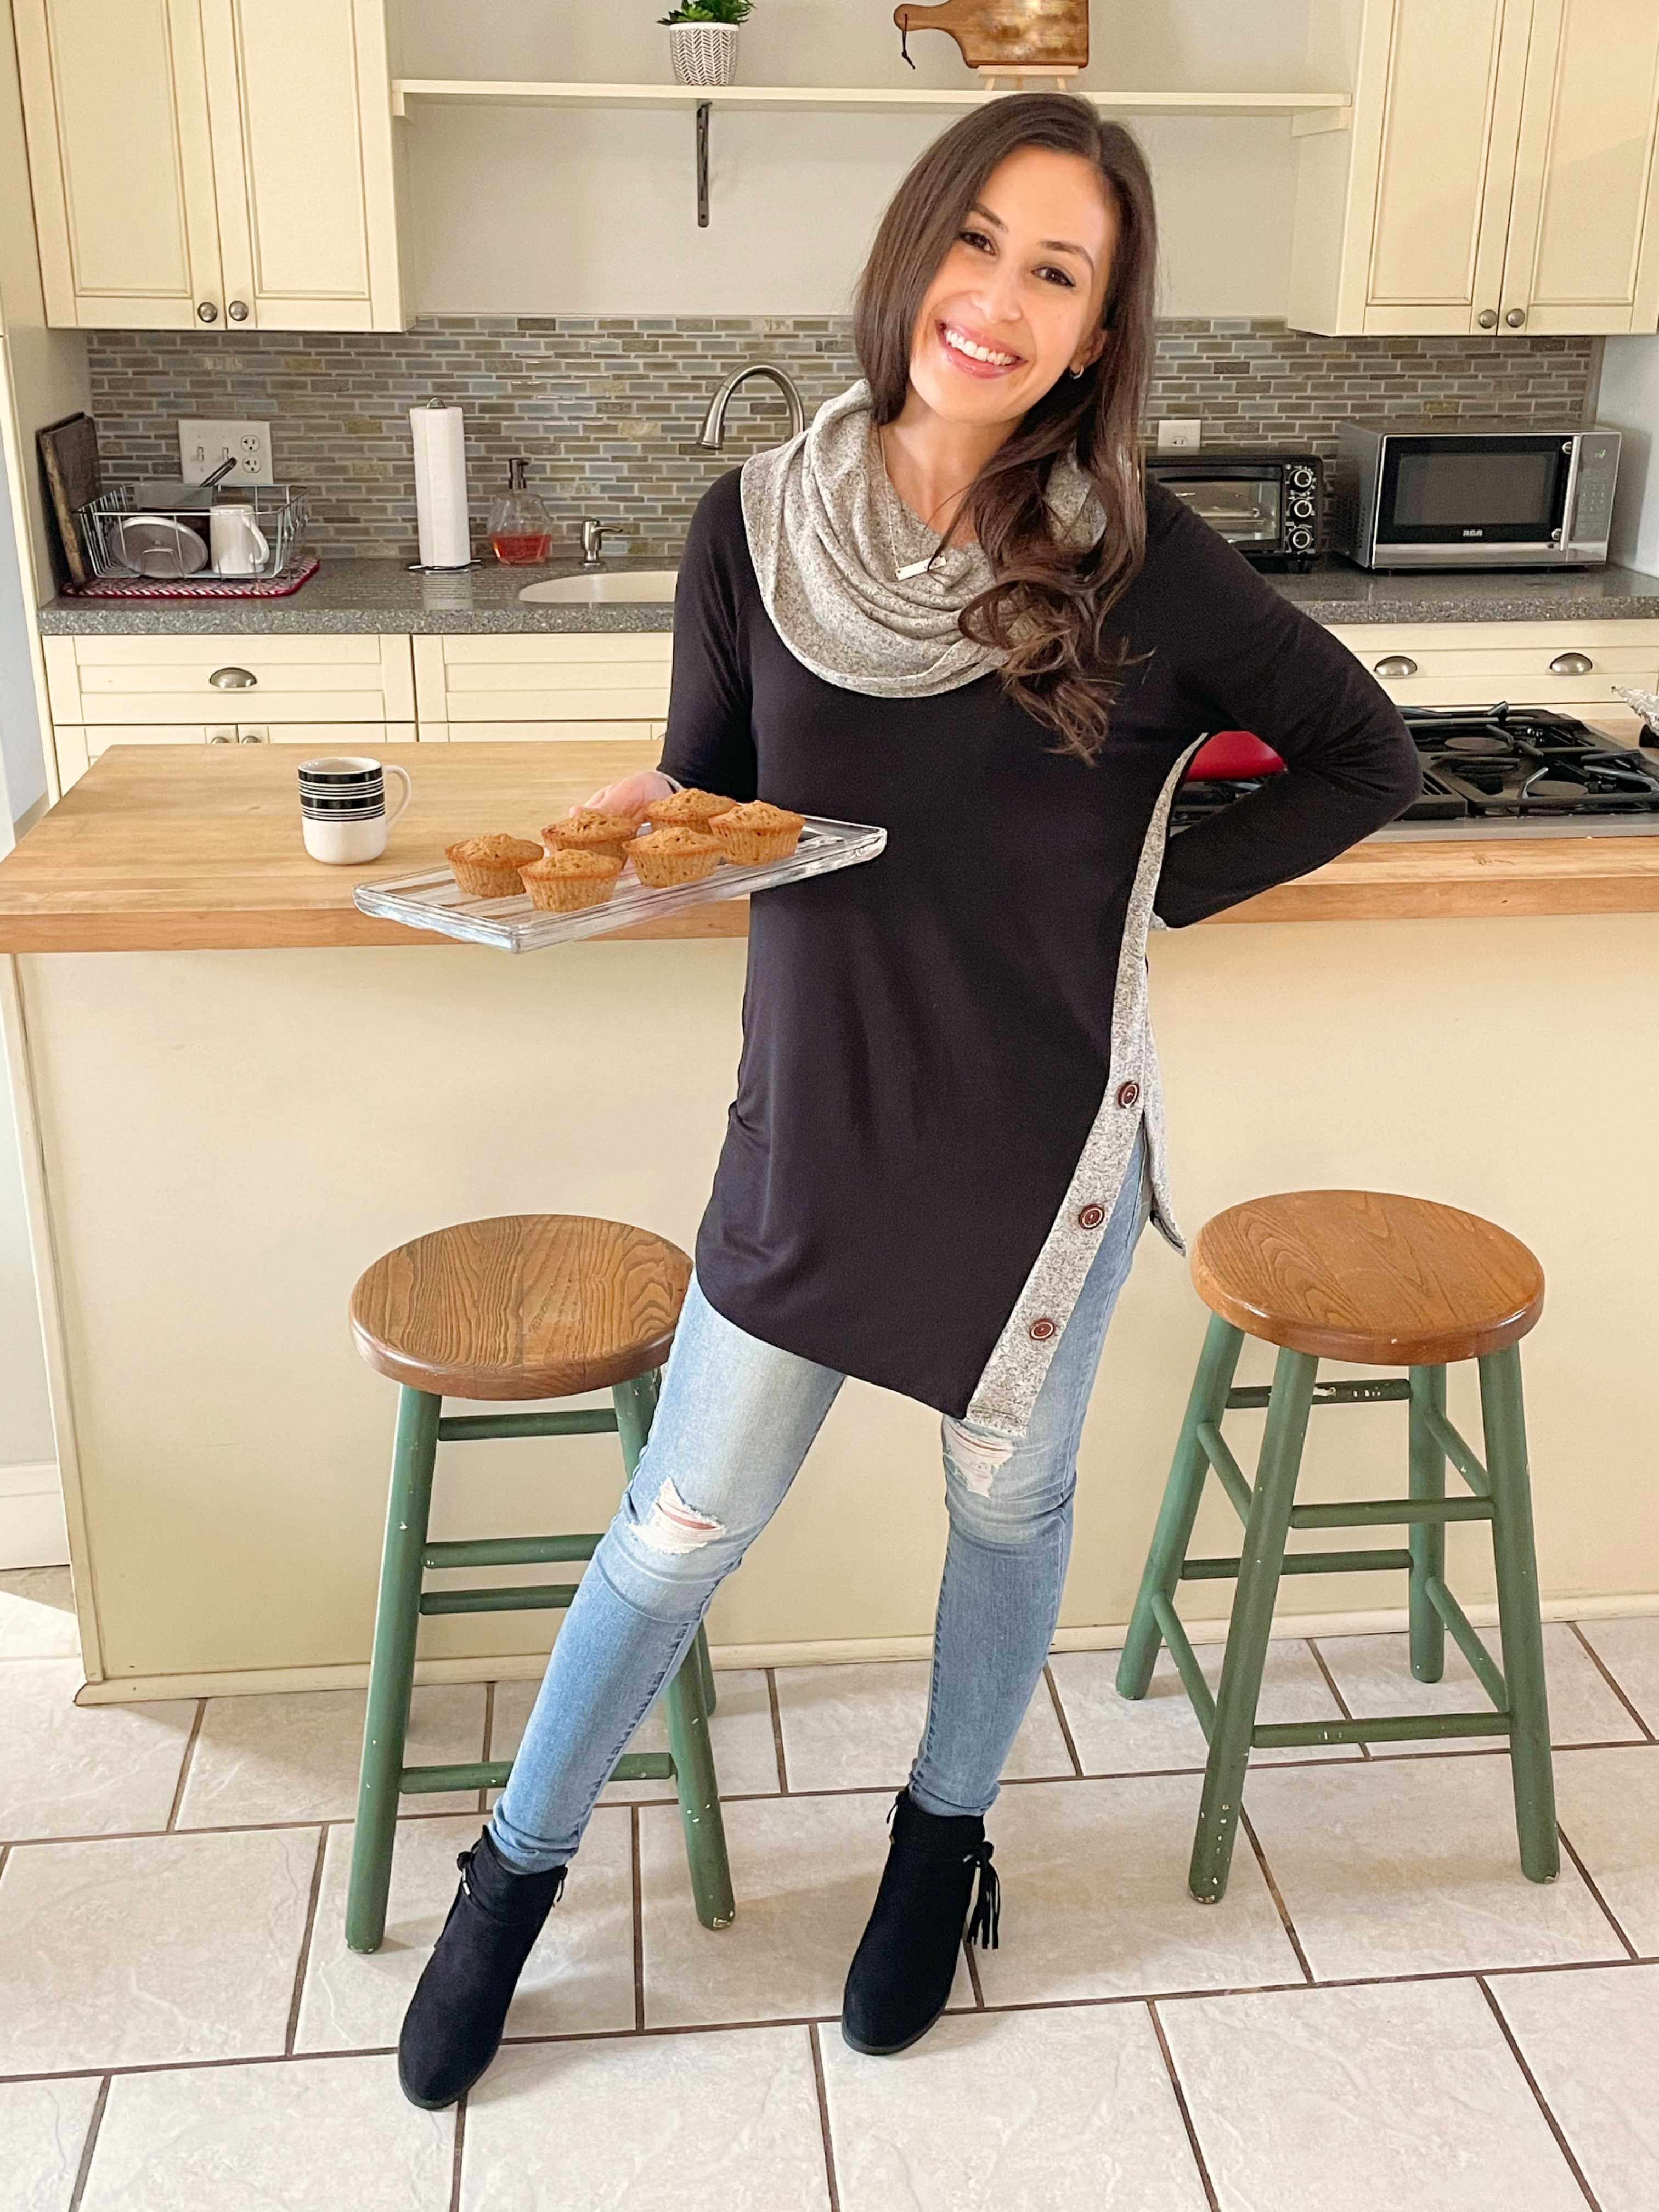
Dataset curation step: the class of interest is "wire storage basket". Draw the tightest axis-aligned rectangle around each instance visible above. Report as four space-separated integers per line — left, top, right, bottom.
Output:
76 483 309 583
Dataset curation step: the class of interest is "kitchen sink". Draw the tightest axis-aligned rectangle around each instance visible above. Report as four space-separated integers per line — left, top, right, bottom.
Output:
518 569 679 604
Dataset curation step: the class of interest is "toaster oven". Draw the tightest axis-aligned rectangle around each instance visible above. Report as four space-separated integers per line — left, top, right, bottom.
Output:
1144 449 1322 570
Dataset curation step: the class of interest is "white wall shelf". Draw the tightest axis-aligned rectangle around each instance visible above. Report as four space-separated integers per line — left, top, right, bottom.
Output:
390 79 1352 228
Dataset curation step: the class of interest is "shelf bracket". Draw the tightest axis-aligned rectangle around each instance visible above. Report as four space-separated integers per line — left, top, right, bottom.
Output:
696 100 710 227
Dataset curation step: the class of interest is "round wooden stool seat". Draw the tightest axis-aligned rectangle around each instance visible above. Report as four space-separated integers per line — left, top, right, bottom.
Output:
349 1214 692 1400
1191 1190 1544 1366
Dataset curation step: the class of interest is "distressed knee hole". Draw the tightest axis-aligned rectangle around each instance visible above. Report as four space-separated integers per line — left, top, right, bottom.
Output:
944 1419 1015 1497
636 1476 726 1556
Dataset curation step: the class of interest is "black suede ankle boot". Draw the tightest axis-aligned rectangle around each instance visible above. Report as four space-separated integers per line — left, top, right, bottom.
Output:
397 1827 566 2109
840 1790 1000 2057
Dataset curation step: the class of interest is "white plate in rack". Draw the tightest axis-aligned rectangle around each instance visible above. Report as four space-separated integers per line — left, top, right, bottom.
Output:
354 814 887 952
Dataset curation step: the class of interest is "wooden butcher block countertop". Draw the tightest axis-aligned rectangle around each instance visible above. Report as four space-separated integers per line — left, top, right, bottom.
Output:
2 741 1658 954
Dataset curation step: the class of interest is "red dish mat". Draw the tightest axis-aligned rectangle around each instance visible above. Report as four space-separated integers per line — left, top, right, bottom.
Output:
61 554 319 600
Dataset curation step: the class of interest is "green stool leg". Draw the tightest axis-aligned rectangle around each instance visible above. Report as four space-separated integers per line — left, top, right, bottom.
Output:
1189 1347 1319 1904
347 1386 441 1953
611 1367 735 1931
1118 1316 1245 1699
1408 1365 1448 1682
695 1622 718 1714
1480 1346 1559 1884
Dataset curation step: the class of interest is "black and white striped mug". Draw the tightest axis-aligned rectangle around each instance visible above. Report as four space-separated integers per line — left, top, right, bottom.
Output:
298 755 413 864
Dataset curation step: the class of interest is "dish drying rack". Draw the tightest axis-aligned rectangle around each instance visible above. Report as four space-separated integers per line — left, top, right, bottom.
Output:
75 482 309 584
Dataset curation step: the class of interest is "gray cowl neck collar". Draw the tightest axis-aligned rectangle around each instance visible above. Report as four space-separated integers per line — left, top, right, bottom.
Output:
740 379 1104 699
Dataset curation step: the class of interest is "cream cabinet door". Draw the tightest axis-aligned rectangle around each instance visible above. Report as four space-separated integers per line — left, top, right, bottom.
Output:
14 0 224 329
198 0 402 331
1499 0 1659 335
1359 0 1533 335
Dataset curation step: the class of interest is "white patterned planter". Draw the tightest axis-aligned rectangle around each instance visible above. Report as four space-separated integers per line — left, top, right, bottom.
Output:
669 24 739 86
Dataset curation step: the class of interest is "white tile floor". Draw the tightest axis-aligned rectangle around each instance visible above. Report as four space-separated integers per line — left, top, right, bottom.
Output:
4 1568 1658 2212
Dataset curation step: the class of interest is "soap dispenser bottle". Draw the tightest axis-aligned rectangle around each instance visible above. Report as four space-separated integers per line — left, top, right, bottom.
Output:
489 458 553 566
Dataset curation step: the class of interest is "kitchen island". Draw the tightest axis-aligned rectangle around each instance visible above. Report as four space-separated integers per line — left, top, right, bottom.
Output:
4 742 1657 1699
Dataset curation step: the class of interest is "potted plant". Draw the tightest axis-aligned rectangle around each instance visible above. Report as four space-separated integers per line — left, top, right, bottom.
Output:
660 0 753 87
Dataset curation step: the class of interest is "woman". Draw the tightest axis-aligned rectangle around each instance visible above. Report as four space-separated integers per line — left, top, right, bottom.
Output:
398 95 1419 2109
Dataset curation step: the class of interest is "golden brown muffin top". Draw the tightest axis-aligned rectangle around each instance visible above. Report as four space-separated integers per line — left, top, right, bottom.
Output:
447 834 544 867
646 786 733 827
633 826 725 856
521 849 623 879
709 800 806 833
543 809 641 849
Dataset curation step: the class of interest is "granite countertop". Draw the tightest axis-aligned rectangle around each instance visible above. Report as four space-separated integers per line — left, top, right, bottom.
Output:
37 554 1659 635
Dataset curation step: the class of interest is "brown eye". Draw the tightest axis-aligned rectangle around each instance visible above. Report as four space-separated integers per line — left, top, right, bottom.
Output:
959 228 995 253
1036 264 1076 289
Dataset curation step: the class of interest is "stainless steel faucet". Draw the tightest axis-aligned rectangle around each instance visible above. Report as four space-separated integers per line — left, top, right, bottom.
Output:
697 363 806 452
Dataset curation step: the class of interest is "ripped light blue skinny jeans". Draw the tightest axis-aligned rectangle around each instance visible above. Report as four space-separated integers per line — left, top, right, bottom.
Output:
492 1129 1150 1874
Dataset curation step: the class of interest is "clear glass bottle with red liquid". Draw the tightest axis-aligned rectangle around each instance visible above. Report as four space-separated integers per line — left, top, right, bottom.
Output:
488 457 554 565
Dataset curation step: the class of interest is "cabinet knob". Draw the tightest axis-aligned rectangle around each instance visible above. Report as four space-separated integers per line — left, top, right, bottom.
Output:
1477 308 1499 329
1505 307 1527 328
196 301 219 323
208 731 235 743
1373 654 1418 679
228 300 250 323
1548 652 1593 677
208 665 257 690
238 730 267 743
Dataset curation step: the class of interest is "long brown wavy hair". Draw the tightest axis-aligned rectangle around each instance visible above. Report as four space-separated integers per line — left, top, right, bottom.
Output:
853 96 1158 762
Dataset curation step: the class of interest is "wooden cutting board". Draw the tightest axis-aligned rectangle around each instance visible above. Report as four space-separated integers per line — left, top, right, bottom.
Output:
37 413 100 586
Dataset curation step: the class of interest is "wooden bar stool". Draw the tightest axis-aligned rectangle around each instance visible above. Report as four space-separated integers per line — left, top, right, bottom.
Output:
344 1212 732 1953
1118 1189 1556 1904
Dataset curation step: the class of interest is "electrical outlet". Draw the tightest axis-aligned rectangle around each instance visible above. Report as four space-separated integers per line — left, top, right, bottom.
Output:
1156 419 1203 452
178 420 274 486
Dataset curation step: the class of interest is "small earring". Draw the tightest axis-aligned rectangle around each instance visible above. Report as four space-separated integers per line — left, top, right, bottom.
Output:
1069 364 1085 379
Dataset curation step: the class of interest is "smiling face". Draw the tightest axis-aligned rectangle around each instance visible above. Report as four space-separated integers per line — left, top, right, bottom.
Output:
905 145 1119 435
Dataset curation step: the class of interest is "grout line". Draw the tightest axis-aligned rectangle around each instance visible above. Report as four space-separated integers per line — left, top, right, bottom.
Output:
1147 2002 1221 2212
766 1668 790 1794
164 1701 207 1829
448 2094 467 2212
964 1939 986 2010
1555 1820 1640 1962
1238 1807 1314 1983
284 1829 329 2055
630 1806 645 2034
479 1681 496 1814
1567 1621 1655 1742
1305 1638 1370 1759
1043 1661 1085 1779
1477 1975 1605 2212
64 2076 110 2212
807 2022 843 2212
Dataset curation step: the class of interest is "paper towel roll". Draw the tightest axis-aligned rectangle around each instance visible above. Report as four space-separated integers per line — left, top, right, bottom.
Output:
410 403 470 569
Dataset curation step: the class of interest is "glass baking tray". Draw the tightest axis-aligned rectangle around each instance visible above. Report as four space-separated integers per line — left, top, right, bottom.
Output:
354 814 887 952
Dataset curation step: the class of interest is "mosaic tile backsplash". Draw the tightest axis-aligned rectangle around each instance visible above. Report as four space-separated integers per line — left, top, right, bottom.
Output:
86 318 1600 563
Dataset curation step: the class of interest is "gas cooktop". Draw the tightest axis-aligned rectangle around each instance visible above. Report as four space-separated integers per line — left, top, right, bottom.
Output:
1171 704 1659 841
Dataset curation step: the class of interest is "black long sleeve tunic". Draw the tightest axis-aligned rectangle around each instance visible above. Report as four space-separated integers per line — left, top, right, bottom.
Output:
659 469 1420 1428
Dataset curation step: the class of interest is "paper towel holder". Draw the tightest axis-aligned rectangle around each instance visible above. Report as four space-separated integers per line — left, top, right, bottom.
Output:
408 397 481 573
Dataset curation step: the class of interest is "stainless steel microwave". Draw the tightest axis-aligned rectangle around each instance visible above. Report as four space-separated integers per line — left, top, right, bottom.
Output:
1330 420 1620 571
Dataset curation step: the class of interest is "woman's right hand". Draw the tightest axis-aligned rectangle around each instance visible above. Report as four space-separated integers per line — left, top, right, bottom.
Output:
579 769 676 820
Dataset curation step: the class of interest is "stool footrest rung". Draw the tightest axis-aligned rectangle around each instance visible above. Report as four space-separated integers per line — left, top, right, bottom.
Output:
1253 1708 1510 1750
1195 1422 1254 1523
1150 1591 1216 1741
1424 1572 1508 1708
1289 1496 1494 1530
1227 1378 1413 1409
422 1534 599 1571
398 1750 677 1796
1181 1546 1414 1581
436 1409 618 1442
418 1582 579 1615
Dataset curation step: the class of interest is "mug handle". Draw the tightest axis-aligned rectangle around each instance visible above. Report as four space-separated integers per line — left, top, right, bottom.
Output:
246 517 270 565
381 761 413 826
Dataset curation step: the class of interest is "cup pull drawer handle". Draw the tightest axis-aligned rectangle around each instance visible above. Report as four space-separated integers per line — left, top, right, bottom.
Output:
1373 654 1418 679
1548 652 1593 677
208 666 258 690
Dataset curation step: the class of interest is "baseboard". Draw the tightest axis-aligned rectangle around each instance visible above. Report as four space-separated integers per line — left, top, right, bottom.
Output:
71 1588 1659 1703
0 1462 68 1570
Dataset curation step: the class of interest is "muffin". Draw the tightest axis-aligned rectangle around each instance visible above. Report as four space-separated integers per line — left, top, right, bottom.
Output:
644 786 733 831
708 799 806 866
446 833 545 899
630 826 726 889
541 809 641 864
519 848 623 913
